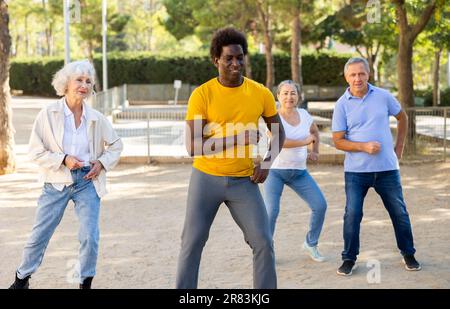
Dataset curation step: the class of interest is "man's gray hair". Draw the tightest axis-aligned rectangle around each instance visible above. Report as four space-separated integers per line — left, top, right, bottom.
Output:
51 59 96 97
344 57 370 74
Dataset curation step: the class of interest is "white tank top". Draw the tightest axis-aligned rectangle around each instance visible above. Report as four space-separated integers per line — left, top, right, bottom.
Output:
271 108 313 170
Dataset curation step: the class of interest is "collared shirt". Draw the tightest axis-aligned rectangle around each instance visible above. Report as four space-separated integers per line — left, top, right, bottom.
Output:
63 99 90 165
53 99 90 191
331 83 401 172
28 98 123 198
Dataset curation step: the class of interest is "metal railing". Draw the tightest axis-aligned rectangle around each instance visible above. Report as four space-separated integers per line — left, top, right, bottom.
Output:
91 84 347 111
308 107 449 162
404 107 449 162
91 84 128 116
91 86 449 163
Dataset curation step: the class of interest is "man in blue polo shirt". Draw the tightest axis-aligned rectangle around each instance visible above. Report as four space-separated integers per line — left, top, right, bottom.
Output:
332 57 420 276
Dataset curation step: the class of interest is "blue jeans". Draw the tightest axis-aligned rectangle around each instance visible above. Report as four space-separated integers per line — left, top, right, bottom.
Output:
16 167 101 282
342 170 416 261
263 169 327 247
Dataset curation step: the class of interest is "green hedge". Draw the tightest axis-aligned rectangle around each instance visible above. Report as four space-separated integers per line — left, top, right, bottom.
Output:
10 53 350 96
10 58 65 97
415 88 450 107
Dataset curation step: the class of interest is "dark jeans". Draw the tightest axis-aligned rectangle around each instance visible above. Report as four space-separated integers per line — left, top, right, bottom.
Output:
342 170 416 261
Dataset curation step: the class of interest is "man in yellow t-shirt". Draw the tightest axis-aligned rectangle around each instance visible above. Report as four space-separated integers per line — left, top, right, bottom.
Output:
176 27 285 289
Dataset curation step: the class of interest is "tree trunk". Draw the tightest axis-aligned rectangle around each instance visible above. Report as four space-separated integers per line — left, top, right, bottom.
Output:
397 38 416 153
262 34 274 90
377 62 382 84
373 54 380 84
363 43 380 85
432 49 442 106
256 1 274 90
47 26 53 56
373 42 381 84
147 26 152 51
290 8 302 88
13 34 20 57
244 54 253 80
87 45 93 64
42 0 51 56
148 1 153 51
367 54 376 84
44 29 51 56
355 46 375 83
25 14 30 56
0 0 15 174
367 51 377 84
393 0 437 155
87 43 102 92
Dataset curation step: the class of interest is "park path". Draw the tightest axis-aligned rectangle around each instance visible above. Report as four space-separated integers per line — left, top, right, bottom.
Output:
0 96 449 288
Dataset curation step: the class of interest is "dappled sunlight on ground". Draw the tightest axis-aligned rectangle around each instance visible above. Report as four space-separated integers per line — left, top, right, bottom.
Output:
1 158 449 288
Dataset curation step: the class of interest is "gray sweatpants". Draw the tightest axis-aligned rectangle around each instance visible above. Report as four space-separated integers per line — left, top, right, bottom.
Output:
176 167 277 289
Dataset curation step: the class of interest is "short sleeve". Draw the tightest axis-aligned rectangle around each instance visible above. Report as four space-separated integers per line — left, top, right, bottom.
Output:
262 87 277 118
332 101 347 132
185 87 206 120
300 109 313 127
386 92 402 116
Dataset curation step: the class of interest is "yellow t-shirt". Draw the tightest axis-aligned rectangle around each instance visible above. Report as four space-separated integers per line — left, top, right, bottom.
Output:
185 77 277 176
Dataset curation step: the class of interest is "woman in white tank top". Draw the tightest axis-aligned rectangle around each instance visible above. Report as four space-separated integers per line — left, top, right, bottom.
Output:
263 80 328 262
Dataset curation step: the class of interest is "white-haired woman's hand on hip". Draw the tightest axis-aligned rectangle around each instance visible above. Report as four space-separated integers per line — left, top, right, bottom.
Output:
64 155 84 170
84 160 104 180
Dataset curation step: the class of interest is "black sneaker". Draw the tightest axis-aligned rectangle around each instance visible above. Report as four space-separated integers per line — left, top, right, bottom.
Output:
337 260 357 276
79 277 94 289
9 274 30 289
403 255 421 271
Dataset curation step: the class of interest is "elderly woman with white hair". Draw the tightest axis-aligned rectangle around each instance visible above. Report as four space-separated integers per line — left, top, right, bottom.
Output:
9 60 123 289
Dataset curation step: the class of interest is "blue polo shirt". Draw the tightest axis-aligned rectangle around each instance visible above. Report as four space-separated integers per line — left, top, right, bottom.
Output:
332 83 401 172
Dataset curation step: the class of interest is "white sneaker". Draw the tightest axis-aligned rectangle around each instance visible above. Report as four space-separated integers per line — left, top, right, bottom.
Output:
303 241 326 262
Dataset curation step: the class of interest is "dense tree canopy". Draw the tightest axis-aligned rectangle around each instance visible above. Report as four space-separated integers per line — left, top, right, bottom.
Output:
6 0 450 91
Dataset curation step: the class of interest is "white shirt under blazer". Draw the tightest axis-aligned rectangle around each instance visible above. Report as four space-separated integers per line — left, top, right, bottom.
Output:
28 98 123 197
62 99 90 167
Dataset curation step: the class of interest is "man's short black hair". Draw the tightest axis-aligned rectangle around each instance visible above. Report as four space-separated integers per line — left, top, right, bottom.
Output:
210 27 248 60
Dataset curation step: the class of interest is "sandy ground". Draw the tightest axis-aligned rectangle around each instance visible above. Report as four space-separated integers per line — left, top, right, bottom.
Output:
0 97 449 289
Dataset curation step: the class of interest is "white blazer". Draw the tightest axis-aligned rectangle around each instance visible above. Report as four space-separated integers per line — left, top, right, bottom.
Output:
28 98 123 197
